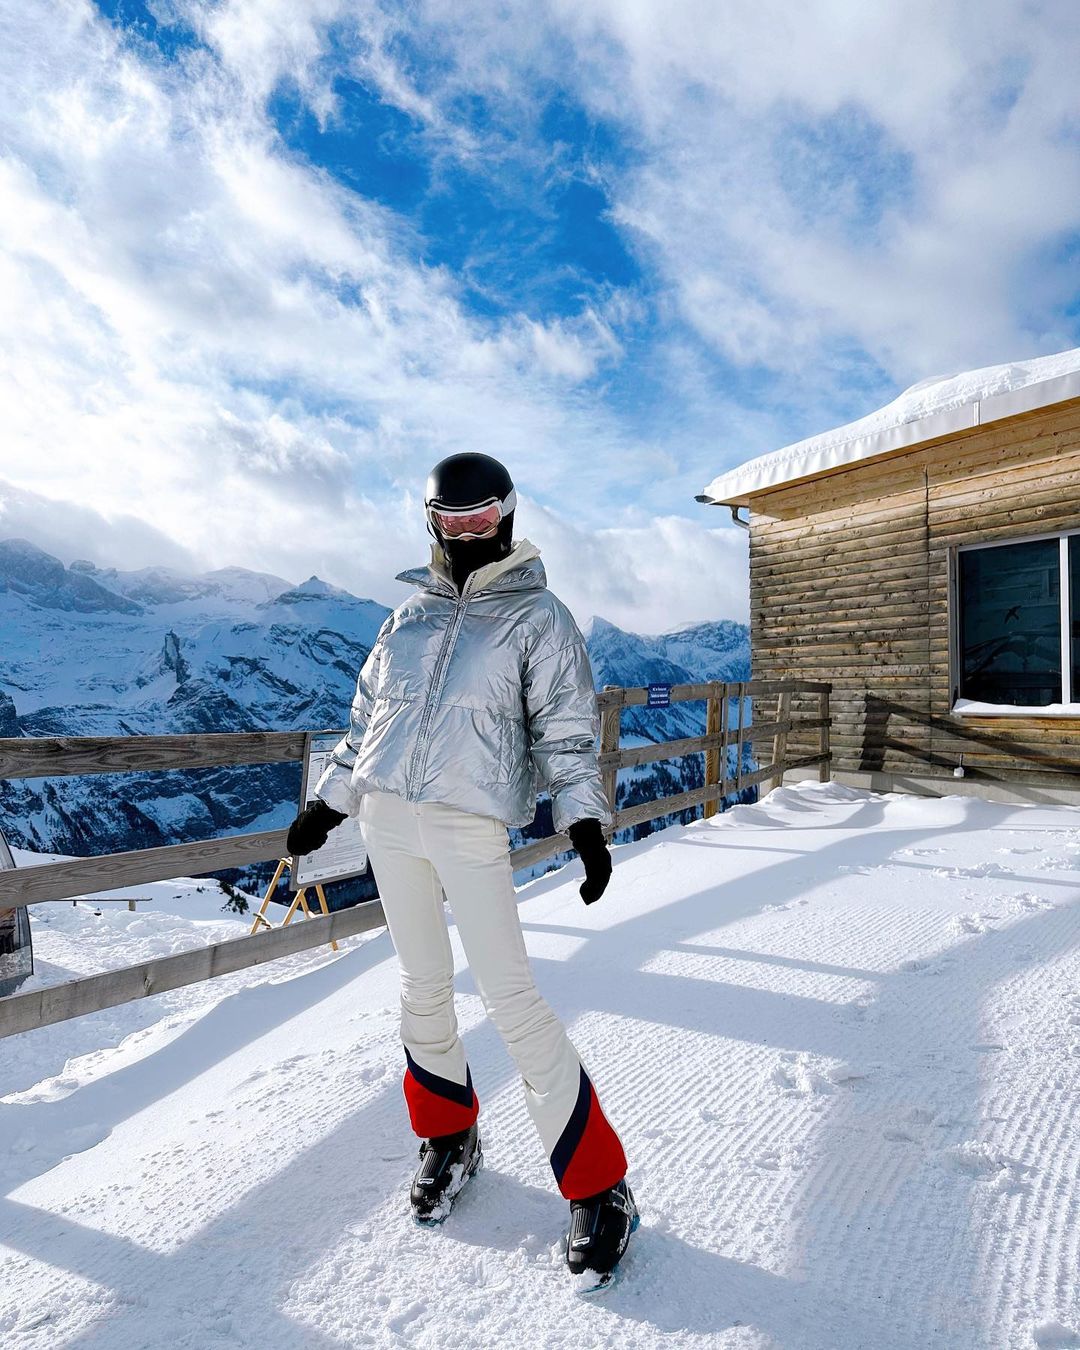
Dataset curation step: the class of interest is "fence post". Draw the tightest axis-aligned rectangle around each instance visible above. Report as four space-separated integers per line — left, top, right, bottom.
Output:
734 682 747 794
702 683 724 820
770 690 792 791
819 688 831 782
599 686 622 839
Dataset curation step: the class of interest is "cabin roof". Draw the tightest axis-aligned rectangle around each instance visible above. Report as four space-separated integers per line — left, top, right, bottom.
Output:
698 346 1080 508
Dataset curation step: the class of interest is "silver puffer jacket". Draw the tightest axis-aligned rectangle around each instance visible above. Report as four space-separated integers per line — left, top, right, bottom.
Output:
314 539 612 834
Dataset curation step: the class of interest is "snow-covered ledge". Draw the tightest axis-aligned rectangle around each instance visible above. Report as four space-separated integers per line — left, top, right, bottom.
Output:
952 698 1080 719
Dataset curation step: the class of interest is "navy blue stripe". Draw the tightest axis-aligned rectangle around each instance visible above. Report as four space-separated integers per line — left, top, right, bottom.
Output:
404 1048 475 1110
550 1065 591 1184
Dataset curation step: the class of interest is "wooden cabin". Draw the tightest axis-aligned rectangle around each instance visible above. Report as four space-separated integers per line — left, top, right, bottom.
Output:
698 352 1080 803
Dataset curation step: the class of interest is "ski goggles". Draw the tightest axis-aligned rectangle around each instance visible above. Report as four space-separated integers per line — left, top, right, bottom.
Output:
426 488 517 540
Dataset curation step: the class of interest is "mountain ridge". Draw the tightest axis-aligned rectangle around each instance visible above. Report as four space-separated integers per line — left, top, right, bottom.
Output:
0 540 750 872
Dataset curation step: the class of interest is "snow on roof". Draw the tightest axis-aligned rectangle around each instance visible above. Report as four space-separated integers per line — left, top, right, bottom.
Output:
699 346 1080 507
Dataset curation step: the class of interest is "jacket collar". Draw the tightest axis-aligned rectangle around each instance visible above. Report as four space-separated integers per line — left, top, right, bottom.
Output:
396 538 546 598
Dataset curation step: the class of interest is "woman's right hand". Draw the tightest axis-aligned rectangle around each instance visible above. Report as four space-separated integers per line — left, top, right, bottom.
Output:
286 799 348 857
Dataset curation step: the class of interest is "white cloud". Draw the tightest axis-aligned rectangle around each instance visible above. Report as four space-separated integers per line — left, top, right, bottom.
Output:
608 1 1080 377
521 497 749 632
1 0 1076 642
365 0 1080 380
0 0 681 621
0 480 198 572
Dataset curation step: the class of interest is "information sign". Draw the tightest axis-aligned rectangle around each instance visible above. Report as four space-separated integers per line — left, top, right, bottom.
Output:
0 828 32 998
647 682 672 709
291 732 369 890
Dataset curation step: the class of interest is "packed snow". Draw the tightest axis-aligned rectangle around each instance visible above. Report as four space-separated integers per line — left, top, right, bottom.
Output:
700 345 1080 505
953 699 1080 720
2 782 1079 1349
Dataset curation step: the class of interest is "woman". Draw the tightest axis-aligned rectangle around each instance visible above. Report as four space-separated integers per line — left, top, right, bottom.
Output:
286 452 637 1282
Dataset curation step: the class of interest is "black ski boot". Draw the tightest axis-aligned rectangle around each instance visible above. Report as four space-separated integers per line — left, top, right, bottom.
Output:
410 1123 482 1225
566 1178 639 1289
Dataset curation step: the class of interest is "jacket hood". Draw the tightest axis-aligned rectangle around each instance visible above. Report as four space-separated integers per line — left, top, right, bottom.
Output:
397 538 546 597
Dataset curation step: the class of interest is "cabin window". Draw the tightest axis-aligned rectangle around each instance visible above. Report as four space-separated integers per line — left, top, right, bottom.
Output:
1072 536 1080 702
956 533 1079 709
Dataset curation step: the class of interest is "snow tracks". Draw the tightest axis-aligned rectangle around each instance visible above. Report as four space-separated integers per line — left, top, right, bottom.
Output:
1 783 1078 1348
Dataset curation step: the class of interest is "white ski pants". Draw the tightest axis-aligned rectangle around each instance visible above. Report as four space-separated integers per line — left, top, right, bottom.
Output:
356 790 626 1200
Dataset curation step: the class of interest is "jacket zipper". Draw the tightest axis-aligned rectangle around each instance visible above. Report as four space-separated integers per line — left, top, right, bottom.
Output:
406 579 474 800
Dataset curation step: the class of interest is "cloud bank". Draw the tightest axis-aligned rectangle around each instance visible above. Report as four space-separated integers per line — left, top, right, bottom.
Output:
1 1 1077 632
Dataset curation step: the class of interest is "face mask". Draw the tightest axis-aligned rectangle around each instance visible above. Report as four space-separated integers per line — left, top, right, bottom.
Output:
440 513 514 591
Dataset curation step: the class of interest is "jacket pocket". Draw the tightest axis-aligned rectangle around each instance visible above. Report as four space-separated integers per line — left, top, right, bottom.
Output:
499 718 525 785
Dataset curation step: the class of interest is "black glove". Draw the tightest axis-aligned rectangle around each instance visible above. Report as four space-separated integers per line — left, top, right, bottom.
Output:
567 818 612 905
286 799 348 857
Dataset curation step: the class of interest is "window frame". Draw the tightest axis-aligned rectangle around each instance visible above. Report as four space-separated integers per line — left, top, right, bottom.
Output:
950 527 1080 715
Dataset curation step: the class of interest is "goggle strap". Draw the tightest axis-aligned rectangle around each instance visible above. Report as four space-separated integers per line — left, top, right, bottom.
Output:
427 487 516 519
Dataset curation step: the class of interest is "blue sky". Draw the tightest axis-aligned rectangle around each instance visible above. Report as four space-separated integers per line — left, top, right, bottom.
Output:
1 1 1078 630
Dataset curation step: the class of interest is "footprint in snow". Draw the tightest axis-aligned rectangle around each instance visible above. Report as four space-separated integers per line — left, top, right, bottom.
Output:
934 861 1015 880
952 913 997 936
1032 1320 1080 1348
900 957 939 974
944 1141 1032 1193
770 1052 862 1095
1015 892 1054 912
884 1104 938 1143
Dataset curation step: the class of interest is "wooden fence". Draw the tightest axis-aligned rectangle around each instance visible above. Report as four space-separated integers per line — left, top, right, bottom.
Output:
0 679 830 1036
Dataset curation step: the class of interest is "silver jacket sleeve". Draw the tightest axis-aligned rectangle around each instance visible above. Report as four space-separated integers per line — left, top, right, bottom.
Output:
523 614 613 836
314 627 386 816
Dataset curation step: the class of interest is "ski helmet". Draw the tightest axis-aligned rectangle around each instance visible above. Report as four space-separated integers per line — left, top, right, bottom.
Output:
424 453 516 549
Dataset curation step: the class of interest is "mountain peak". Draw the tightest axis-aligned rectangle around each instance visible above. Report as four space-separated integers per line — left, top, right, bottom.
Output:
296 576 338 596
0 537 142 615
263 576 360 607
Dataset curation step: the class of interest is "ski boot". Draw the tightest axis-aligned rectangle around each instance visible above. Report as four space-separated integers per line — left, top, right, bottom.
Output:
410 1123 482 1225
566 1177 639 1290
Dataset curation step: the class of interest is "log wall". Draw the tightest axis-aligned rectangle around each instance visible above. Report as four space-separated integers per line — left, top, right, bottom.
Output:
748 397 1080 786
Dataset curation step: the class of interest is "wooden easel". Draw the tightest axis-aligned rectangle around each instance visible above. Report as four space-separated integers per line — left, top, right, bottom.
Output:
249 857 339 952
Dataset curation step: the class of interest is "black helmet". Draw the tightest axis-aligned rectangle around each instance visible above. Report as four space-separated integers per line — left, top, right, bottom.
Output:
424 453 517 589
425 453 516 545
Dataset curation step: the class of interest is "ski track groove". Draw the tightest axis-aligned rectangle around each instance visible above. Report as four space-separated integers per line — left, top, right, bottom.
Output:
974 942 1080 1345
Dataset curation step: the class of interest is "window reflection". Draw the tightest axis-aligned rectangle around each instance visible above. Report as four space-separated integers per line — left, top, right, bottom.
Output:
1071 536 1080 703
959 539 1061 705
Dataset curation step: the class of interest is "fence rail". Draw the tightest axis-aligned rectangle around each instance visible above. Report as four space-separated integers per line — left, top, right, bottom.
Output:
0 679 830 1036
0 730 308 779
0 900 388 1039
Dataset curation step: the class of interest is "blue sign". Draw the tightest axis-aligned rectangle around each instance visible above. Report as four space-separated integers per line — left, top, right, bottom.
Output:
647 682 671 708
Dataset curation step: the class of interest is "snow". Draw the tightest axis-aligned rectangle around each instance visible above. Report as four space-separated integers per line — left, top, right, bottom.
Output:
10 846 257 925
700 346 1080 505
2 782 1079 1348
953 698 1080 719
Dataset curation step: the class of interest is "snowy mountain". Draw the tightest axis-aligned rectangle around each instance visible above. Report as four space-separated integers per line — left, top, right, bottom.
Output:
0 540 388 866
585 615 751 743
0 539 749 872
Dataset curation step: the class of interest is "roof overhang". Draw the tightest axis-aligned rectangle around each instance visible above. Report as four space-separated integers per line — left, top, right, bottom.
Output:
697 366 1080 509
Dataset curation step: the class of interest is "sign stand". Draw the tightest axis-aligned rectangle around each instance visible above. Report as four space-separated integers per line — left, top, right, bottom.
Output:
0 827 33 999
249 855 339 952
247 731 370 952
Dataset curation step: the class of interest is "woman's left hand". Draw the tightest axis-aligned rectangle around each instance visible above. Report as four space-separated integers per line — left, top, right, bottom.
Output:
567 818 612 905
